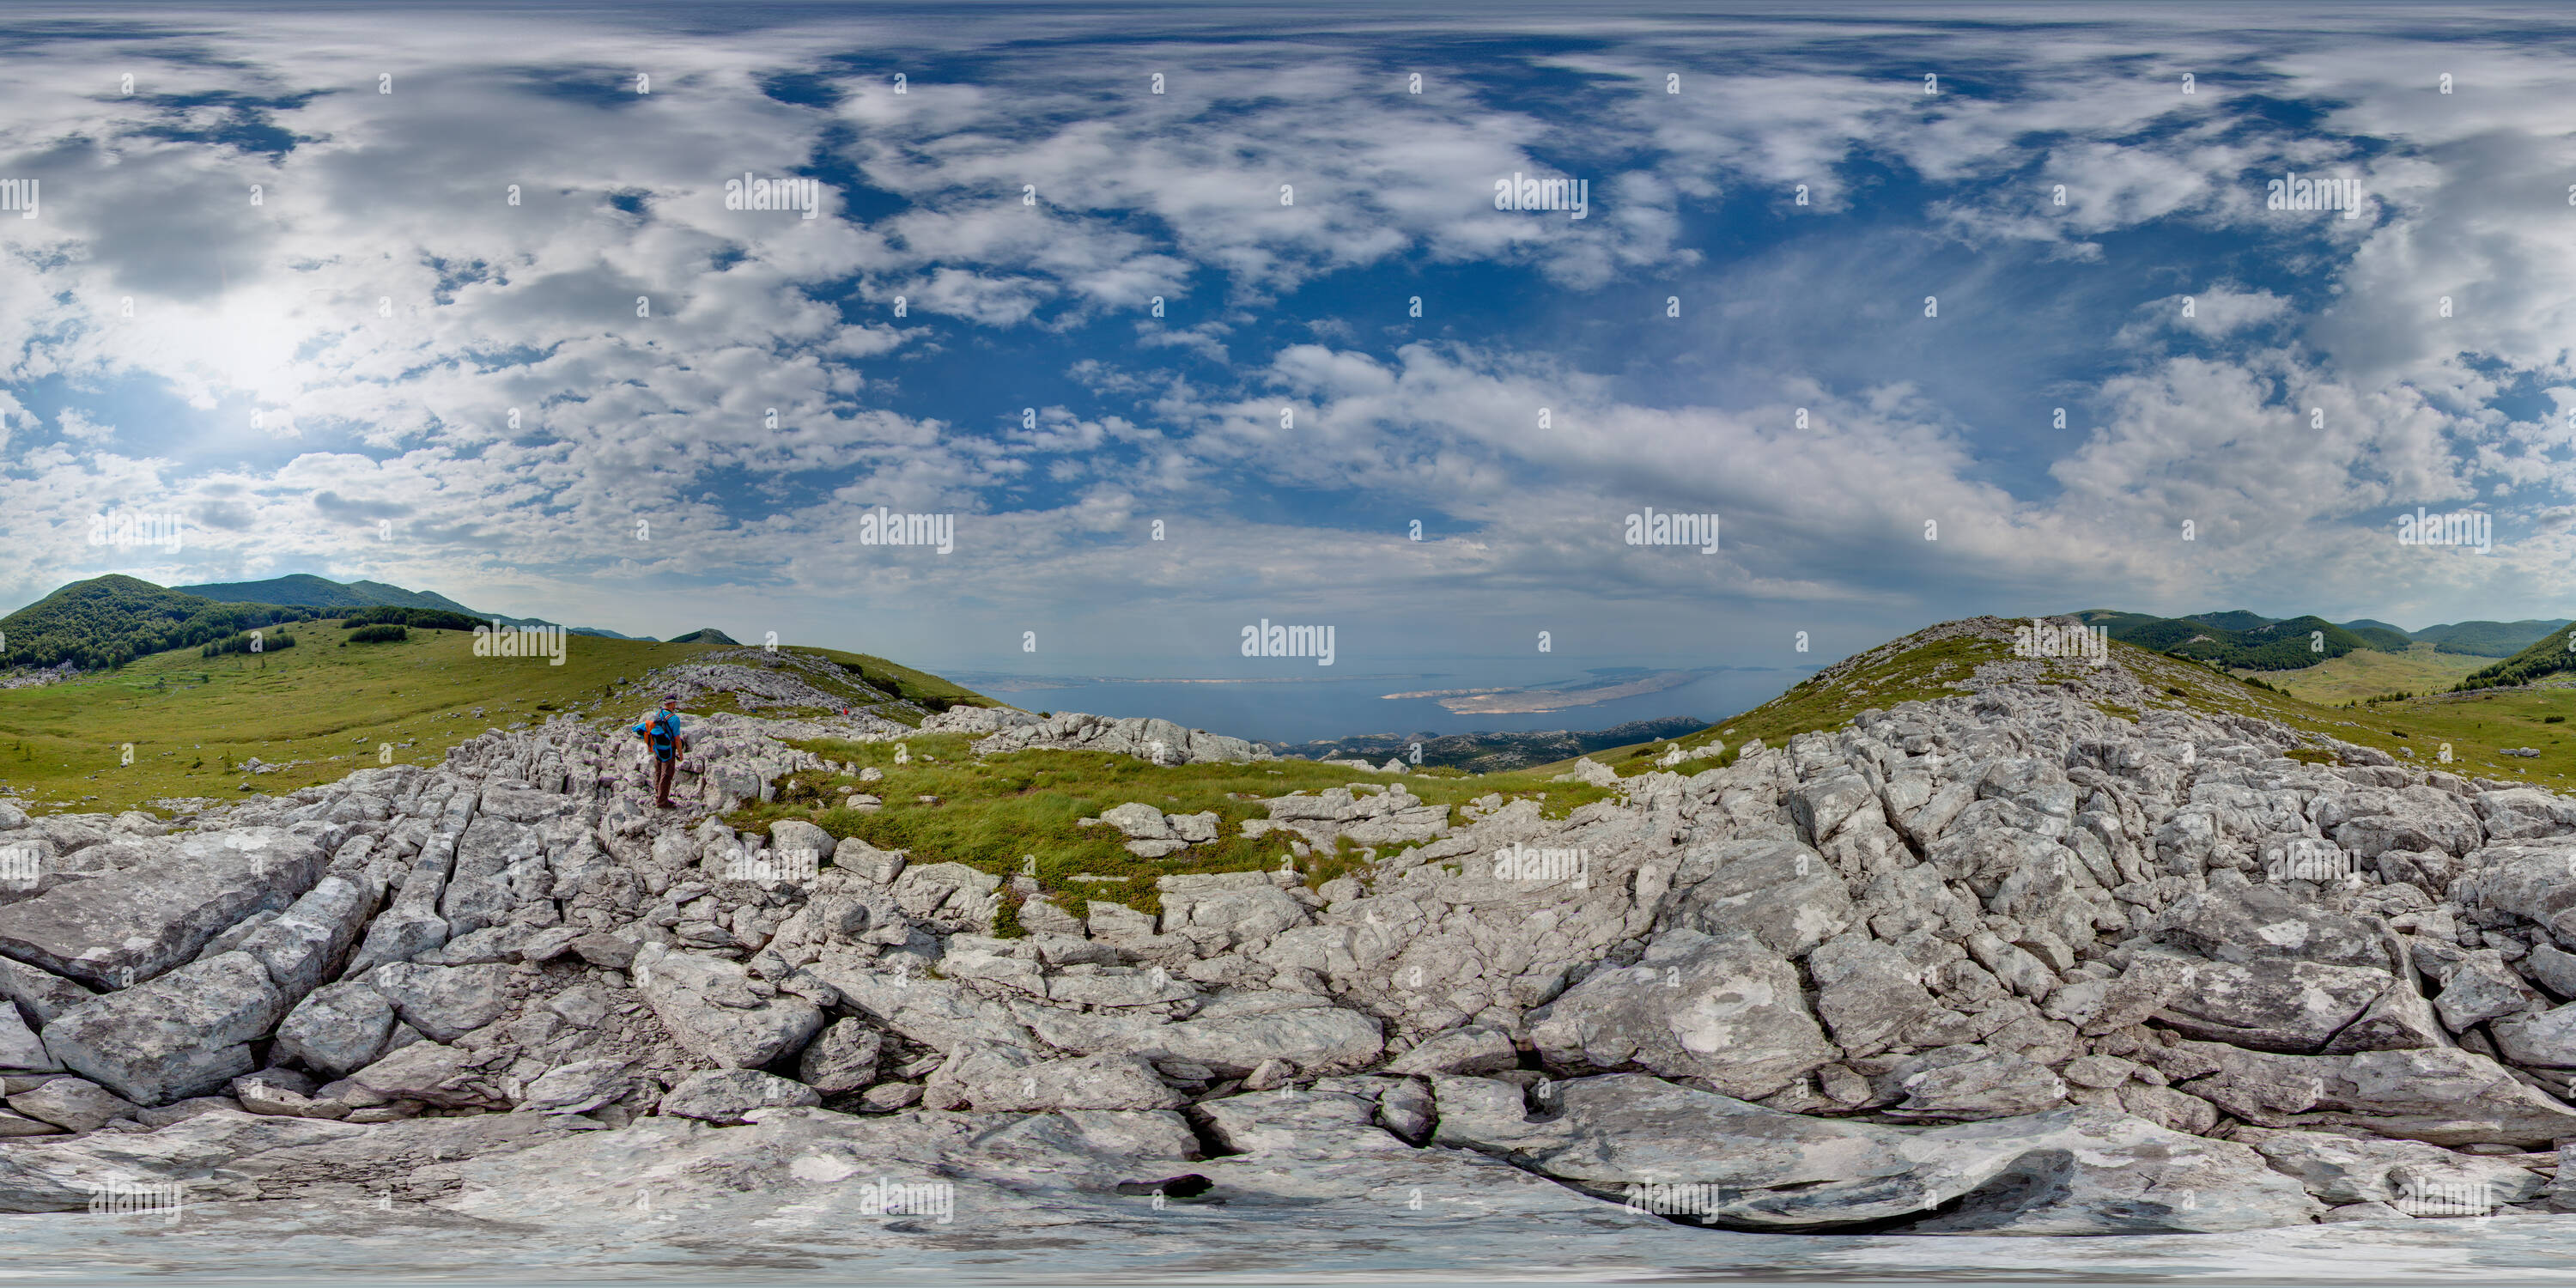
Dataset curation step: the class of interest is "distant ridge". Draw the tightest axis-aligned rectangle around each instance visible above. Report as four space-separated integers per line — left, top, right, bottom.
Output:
2411 618 2571 658
0 574 320 669
667 628 740 645
174 574 477 616
2067 609 2570 669
0 574 653 668
172 574 641 641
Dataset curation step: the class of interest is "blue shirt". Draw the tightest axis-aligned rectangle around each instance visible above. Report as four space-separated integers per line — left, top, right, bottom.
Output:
635 709 684 760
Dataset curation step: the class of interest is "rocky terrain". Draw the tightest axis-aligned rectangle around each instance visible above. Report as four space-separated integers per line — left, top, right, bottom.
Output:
12 617 2576 1241
1281 715 1709 774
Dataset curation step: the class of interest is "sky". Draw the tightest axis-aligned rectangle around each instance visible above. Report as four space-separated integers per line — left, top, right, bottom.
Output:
2 0 2573 687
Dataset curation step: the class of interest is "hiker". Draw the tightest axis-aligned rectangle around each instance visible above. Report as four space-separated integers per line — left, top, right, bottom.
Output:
633 695 691 808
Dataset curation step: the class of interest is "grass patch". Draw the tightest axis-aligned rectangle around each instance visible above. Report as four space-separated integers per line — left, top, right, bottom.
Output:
721 734 1614 918
1542 629 2014 775
1534 622 2576 788
2236 642 2485 707
785 646 1000 714
0 627 997 815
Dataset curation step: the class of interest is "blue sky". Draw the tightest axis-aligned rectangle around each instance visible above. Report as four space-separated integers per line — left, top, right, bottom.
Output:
3 2 2573 688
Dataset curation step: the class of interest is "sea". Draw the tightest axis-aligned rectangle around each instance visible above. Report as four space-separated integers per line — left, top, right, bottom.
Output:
943 663 1806 748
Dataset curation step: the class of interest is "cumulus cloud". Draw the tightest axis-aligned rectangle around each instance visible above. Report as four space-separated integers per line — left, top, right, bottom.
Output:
0 3 2572 671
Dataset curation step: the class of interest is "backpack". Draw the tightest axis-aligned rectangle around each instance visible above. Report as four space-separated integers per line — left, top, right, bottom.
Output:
638 710 681 761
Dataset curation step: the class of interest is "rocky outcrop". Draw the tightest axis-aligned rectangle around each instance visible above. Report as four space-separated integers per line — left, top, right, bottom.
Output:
0 828 325 987
22 619 2576 1242
926 708 1271 765
1432 1072 2319 1233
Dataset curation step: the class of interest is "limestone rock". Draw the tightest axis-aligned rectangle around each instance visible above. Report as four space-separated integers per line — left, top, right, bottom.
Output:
1663 839 1851 958
1384 1025 1518 1077
39 951 283 1104
632 942 824 1068
1879 1044 2069 1121
1135 1005 1382 1078
7 1077 137 1133
273 980 398 1078
1431 1072 2317 1233
348 1041 512 1110
948 1049 1182 1112
0 957 93 1029
2151 1042 2576 1146
797 1018 884 1094
1528 930 1833 1100
518 1059 634 1115
0 828 325 988
0 1002 55 1072
661 1069 822 1124
2245 1127 2547 1208
368 962 512 1043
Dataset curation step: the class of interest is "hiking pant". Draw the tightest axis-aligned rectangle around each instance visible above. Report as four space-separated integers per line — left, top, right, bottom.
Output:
652 755 677 804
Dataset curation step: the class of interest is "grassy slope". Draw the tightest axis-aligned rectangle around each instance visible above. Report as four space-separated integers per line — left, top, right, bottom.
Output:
790 646 995 714
172 574 407 611
1538 623 2576 787
722 733 1613 920
2069 608 2396 670
2462 623 2576 690
2239 642 2486 705
0 574 322 669
2420 619 2571 657
727 622 2576 920
0 626 997 814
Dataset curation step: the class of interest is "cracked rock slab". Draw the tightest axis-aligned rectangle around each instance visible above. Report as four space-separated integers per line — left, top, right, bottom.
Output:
1431 1072 2318 1234
0 828 325 989
1528 929 1833 1101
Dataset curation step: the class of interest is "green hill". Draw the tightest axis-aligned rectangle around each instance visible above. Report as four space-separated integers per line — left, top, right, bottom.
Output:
2184 609 2278 633
2337 623 2416 652
2254 641 2487 706
0 622 1002 813
2069 609 2400 671
2460 625 2576 690
2416 619 2571 658
173 574 643 641
2340 618 2409 636
1548 616 2576 788
668 628 740 645
171 574 478 615
0 575 324 670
